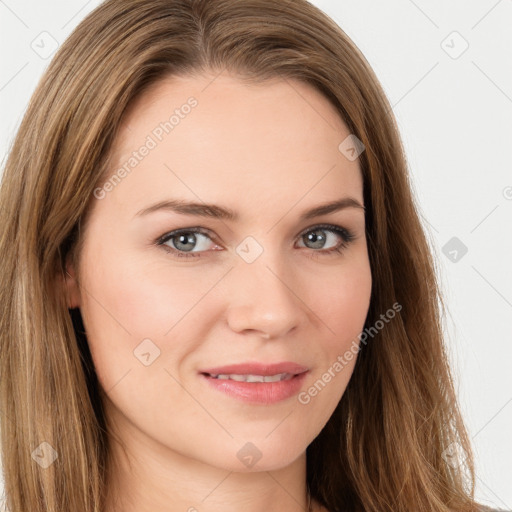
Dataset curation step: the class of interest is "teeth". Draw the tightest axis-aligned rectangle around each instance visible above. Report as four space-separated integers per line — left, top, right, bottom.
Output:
209 373 292 382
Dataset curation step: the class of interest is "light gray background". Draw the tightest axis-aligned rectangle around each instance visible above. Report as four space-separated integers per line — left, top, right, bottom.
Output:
1 0 511 509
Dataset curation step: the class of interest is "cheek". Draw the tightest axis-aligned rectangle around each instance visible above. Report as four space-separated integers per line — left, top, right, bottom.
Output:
295 260 371 432
80 243 216 341
307 256 372 348
77 240 227 395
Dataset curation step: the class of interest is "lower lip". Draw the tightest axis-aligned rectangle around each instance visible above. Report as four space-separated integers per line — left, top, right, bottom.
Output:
200 372 308 404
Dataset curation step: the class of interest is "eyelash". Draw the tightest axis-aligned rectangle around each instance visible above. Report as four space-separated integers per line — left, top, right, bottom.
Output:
155 223 356 260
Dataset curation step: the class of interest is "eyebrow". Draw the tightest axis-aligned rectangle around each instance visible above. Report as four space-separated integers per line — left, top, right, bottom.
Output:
134 197 365 221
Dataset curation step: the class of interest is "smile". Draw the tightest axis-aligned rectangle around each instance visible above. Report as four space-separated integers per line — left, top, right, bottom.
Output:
205 372 294 382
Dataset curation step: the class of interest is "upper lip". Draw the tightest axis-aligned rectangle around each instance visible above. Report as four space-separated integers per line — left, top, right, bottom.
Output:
200 362 309 376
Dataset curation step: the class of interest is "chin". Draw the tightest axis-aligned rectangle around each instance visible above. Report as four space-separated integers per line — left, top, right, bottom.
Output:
208 438 307 473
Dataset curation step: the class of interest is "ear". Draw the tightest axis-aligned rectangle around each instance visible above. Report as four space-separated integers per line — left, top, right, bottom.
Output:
64 253 82 309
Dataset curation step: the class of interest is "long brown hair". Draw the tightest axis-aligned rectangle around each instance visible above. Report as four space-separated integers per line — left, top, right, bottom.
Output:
0 0 480 510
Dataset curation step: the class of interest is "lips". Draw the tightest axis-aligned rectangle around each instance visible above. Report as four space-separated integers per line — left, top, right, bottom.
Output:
199 362 310 404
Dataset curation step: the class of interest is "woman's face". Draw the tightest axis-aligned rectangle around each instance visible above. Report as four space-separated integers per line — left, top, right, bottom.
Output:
66 72 372 472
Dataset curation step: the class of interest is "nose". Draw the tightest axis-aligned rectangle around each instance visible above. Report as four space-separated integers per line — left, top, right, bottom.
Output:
224 253 305 340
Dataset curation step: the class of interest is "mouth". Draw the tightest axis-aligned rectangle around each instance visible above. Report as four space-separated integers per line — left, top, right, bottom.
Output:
199 361 309 377
198 362 309 404
202 372 295 383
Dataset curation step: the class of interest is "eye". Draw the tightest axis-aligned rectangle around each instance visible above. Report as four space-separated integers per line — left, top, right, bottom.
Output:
296 224 356 257
157 228 221 258
156 223 356 259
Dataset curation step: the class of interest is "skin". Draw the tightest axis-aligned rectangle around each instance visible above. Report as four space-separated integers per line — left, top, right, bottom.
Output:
65 71 372 512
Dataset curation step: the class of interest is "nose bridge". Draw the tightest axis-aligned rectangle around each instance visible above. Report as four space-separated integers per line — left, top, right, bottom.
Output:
224 243 303 338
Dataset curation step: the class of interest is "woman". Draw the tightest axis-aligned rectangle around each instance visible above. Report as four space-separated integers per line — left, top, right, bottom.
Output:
0 0 502 511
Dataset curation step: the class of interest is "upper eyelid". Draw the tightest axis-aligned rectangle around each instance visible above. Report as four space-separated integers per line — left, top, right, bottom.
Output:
298 223 351 237
157 226 213 245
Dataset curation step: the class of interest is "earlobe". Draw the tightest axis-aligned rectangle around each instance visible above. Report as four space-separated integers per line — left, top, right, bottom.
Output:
64 256 82 309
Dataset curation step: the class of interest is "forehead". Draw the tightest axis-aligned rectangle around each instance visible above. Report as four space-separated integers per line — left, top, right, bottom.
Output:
101 72 363 220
